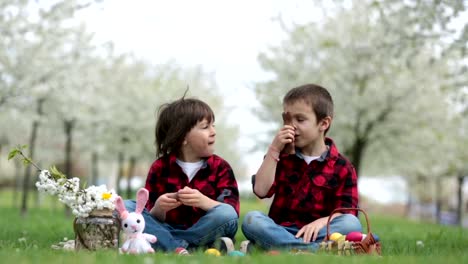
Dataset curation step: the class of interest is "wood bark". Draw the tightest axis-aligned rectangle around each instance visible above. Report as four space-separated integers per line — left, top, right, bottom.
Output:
74 210 120 251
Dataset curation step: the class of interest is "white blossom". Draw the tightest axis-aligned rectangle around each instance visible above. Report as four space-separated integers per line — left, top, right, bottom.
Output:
35 170 116 218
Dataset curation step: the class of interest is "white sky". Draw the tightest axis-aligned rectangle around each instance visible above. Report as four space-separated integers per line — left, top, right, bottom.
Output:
78 0 320 176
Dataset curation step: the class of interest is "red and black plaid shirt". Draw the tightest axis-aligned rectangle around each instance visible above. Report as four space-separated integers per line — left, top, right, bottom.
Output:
145 153 239 229
253 137 358 228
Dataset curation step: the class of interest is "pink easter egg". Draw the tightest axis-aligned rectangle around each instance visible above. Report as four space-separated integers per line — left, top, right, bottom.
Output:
345 231 363 242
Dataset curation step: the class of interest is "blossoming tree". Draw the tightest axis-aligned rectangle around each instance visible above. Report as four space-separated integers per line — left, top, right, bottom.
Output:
253 0 467 176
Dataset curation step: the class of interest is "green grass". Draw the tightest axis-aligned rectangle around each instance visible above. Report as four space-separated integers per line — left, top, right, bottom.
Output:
0 189 467 263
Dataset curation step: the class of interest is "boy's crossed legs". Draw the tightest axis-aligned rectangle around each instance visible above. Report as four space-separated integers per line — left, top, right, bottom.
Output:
241 210 362 252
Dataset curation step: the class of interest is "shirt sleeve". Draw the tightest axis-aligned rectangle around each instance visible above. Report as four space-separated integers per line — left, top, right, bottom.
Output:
251 174 276 199
334 162 359 215
215 160 240 216
144 161 160 211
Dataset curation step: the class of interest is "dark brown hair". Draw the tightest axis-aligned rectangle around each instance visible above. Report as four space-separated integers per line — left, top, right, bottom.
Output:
283 83 334 134
155 97 214 157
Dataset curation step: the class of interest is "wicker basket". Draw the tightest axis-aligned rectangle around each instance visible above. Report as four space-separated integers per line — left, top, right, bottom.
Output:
320 208 381 256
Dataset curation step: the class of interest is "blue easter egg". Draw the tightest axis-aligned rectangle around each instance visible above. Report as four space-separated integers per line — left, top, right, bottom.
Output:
228 250 245 257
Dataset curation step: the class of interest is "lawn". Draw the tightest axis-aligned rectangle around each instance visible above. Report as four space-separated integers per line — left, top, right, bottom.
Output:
0 190 467 264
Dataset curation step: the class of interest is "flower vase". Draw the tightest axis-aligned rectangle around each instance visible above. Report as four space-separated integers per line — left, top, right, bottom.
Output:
74 209 120 251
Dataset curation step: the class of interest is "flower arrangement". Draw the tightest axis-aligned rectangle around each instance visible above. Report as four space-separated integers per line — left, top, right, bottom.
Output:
9 146 117 218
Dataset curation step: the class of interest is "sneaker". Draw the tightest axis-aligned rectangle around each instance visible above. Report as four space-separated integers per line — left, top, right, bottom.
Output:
213 237 235 254
175 247 190 255
239 240 253 254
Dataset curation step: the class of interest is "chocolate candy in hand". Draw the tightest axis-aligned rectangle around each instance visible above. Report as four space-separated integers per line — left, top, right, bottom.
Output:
171 192 179 201
281 111 295 155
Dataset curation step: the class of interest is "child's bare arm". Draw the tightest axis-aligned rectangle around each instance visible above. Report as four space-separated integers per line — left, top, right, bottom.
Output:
254 124 295 197
253 146 280 197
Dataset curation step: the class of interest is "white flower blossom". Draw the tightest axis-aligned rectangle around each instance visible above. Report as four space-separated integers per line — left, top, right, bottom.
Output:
35 170 117 218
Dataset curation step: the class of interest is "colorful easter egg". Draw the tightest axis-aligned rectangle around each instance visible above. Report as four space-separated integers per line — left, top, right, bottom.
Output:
345 231 363 242
205 248 221 256
267 250 281 255
228 250 245 256
372 233 380 242
329 232 343 241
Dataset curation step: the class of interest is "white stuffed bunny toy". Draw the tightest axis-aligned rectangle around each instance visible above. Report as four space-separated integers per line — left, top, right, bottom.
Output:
115 188 157 254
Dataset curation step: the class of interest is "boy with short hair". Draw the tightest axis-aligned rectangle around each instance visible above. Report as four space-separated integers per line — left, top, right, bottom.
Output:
241 84 361 253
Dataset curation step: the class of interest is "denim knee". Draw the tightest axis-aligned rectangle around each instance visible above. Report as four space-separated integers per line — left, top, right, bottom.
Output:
208 203 238 237
241 211 265 232
210 203 238 224
331 214 362 234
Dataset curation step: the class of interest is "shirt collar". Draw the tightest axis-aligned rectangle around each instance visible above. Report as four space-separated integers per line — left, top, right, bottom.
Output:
168 152 210 169
295 137 338 162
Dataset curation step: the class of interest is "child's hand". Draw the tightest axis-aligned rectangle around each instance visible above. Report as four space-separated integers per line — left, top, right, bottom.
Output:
281 112 296 154
295 217 328 242
155 192 182 213
271 125 296 151
177 186 206 207
177 186 212 209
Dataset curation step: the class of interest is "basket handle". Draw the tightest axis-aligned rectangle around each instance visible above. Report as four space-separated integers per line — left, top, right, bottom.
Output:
324 207 371 241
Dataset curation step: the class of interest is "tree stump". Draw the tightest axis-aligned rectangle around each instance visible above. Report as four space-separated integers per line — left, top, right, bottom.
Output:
74 209 120 251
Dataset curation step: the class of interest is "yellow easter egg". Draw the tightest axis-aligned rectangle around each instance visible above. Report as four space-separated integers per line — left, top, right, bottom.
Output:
329 232 343 241
205 248 221 256
337 235 346 242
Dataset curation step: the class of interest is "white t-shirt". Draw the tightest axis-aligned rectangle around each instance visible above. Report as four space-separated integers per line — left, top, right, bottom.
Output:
176 159 204 182
302 154 321 165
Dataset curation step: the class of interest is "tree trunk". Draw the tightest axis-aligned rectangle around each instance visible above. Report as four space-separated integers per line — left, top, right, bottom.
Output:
435 178 442 224
126 156 136 199
13 159 21 208
405 188 413 218
64 119 75 216
64 119 75 179
116 151 124 195
21 98 45 216
91 151 99 186
116 136 129 195
456 175 464 226
349 137 366 176
74 209 120 251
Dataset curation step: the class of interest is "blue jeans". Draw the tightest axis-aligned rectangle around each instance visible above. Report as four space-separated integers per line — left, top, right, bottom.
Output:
241 211 362 252
124 201 238 252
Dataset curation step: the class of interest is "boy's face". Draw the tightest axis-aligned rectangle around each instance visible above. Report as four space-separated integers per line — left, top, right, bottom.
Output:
283 100 329 150
181 118 216 161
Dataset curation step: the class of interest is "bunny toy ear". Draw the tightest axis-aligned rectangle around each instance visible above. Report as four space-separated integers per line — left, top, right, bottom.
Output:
135 188 149 214
115 196 129 219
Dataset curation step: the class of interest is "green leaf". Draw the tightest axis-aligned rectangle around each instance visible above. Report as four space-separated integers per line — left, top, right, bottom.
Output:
22 159 31 166
50 165 66 180
82 180 88 189
8 149 19 160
